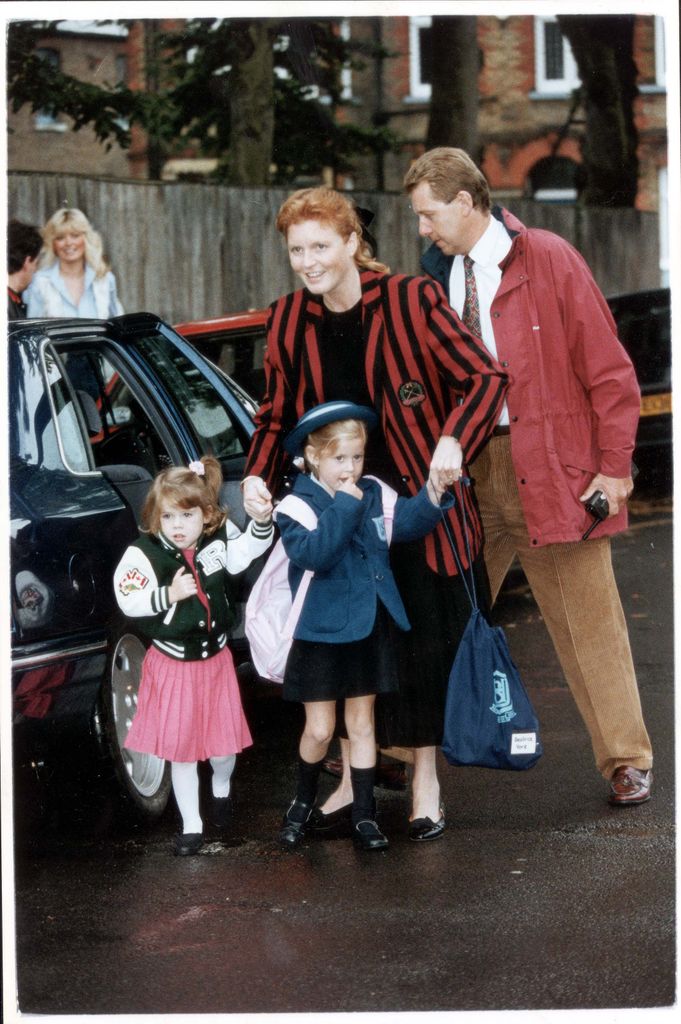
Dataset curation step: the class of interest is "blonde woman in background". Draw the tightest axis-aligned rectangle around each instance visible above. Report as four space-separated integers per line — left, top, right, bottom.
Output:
26 207 123 319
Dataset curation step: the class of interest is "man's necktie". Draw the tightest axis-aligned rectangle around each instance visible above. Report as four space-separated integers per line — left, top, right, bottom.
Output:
462 254 482 338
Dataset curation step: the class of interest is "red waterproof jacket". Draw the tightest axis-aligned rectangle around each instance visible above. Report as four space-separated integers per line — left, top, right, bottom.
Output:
422 208 641 546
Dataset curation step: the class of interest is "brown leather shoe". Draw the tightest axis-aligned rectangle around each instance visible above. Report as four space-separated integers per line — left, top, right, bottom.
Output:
608 766 652 805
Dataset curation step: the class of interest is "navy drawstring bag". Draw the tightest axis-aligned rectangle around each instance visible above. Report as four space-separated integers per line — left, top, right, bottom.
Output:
440 482 542 771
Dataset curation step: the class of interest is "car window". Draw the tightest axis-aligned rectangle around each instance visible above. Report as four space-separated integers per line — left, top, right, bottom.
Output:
187 326 267 400
50 343 175 478
9 339 129 519
45 350 95 472
134 336 247 459
9 345 94 473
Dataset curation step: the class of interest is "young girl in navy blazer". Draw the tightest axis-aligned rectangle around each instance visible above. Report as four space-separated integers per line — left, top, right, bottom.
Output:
277 402 453 851
113 456 273 856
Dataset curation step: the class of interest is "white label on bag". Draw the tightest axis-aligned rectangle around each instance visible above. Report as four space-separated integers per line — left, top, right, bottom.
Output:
511 732 537 755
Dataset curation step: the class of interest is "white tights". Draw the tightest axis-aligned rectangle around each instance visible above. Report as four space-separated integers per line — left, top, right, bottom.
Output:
171 755 236 834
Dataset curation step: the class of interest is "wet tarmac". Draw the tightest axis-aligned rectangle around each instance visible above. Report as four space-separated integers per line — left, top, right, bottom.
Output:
6 501 676 1022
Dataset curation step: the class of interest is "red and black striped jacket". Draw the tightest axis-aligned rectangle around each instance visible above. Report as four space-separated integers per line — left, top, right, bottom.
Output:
244 271 508 575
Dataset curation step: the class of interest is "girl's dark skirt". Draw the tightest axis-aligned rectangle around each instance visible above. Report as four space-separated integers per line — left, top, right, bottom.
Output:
390 538 491 748
283 602 399 709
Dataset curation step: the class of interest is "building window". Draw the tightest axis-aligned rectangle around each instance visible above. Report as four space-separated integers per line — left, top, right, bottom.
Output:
528 155 580 203
534 17 580 95
115 54 128 86
339 19 352 101
409 15 432 100
34 49 67 131
654 15 666 88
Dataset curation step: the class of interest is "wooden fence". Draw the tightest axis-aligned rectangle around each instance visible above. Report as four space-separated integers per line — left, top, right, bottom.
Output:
8 171 661 324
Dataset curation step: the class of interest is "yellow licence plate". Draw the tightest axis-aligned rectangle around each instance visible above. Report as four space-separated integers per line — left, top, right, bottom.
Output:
640 392 672 417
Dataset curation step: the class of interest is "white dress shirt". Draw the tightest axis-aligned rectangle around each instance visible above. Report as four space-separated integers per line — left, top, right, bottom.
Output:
449 215 512 425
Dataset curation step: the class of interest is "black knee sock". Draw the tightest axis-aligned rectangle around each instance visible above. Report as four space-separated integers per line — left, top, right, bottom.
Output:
295 755 324 809
350 766 376 825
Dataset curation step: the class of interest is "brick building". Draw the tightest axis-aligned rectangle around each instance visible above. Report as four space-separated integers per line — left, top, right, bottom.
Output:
7 13 668 218
7 21 134 179
341 13 668 216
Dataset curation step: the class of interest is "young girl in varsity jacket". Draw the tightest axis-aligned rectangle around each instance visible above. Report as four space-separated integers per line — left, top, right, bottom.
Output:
113 456 274 856
276 402 453 852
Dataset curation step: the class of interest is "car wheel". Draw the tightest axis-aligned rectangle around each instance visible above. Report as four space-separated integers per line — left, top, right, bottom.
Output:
98 630 171 821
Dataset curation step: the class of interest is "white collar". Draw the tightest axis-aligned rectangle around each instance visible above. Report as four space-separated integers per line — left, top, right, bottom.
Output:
468 215 512 269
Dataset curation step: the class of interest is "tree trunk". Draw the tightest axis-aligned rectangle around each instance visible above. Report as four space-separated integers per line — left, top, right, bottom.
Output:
557 15 639 207
426 16 480 160
144 20 165 181
223 21 277 186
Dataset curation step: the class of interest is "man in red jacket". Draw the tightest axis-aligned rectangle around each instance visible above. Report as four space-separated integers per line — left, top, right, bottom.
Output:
404 147 652 805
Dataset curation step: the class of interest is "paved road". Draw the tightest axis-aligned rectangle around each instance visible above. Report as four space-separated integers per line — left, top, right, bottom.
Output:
7 501 675 1022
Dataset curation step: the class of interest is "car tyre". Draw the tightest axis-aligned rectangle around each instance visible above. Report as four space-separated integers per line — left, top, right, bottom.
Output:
97 628 171 822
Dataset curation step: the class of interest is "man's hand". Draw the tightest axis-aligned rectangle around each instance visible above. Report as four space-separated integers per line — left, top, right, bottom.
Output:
580 473 634 517
242 476 274 521
429 436 464 493
168 567 198 604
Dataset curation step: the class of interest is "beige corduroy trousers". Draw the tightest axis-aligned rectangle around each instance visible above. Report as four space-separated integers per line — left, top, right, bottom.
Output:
471 435 653 779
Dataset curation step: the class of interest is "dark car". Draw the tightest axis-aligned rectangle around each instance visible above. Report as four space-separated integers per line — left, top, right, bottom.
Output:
606 287 671 492
9 313 262 825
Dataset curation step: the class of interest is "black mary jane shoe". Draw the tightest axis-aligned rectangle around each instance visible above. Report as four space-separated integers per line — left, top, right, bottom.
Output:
174 832 204 857
279 799 313 849
307 803 353 832
352 819 389 851
210 795 233 829
408 810 446 843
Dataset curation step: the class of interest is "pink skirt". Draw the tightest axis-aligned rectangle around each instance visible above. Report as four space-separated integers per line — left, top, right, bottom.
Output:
124 645 253 763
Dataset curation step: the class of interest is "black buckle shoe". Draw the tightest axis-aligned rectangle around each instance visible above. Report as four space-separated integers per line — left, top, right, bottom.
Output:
352 819 389 851
307 803 353 832
408 811 445 843
174 832 204 856
279 799 313 848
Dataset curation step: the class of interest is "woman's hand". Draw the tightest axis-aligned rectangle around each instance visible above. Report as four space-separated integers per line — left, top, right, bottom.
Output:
429 436 464 493
168 567 198 604
242 476 274 521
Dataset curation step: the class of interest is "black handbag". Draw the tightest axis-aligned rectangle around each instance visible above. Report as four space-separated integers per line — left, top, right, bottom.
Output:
440 483 542 770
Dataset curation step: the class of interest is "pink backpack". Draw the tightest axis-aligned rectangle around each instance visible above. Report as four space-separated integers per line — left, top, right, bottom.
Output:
244 477 397 683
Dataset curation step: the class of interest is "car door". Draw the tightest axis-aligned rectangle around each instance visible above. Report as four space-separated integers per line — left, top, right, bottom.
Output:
10 316 261 822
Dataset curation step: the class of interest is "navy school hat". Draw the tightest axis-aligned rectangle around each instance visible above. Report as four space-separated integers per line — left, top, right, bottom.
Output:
283 401 379 456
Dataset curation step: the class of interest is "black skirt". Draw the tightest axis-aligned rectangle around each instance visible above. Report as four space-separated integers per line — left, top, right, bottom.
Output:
389 538 491 748
283 602 399 704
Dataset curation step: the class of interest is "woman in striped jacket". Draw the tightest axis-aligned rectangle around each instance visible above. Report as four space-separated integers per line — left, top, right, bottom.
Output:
243 187 508 841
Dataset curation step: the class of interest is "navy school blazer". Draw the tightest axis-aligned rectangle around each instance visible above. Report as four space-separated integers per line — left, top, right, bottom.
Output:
277 472 454 644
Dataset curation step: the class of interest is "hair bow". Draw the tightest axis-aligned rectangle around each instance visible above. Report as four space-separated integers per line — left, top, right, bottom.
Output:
188 460 205 476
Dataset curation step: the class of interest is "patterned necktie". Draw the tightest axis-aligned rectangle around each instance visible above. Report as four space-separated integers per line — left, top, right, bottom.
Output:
462 254 482 338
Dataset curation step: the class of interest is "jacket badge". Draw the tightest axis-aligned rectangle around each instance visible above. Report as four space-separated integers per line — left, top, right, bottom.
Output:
398 380 426 407
118 568 149 594
197 541 225 575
